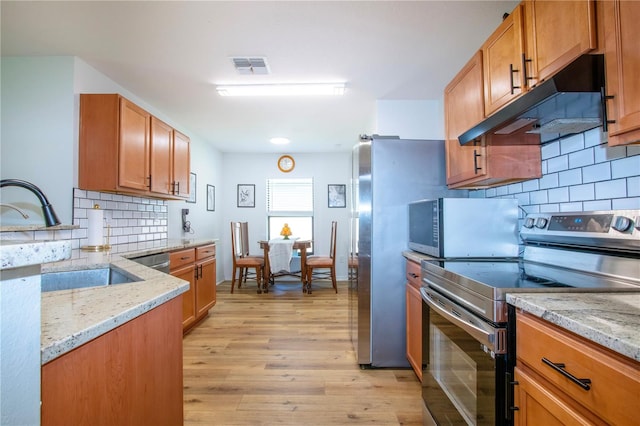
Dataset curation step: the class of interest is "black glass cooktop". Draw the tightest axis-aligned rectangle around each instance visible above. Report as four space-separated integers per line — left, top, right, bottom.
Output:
422 257 635 295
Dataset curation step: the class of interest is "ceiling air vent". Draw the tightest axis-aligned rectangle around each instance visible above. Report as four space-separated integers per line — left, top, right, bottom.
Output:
231 57 270 75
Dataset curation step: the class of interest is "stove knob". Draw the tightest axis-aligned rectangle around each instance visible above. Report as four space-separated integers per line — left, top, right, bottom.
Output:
635 217 640 231
535 218 548 229
612 216 632 232
523 217 535 228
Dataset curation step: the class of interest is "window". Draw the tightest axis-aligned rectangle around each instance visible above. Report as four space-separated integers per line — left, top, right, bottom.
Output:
267 178 313 252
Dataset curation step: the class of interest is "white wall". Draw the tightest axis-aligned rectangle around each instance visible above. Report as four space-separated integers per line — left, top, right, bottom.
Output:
1 57 223 245
1 57 75 223
375 99 444 140
220 152 352 281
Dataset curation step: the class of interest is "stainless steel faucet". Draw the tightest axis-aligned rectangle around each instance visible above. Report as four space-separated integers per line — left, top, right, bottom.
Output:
0 179 61 226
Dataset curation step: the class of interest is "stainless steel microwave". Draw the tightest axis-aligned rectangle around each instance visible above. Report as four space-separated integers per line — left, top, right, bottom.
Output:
408 198 520 258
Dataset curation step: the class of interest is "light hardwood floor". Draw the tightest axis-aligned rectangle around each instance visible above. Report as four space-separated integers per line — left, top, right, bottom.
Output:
183 280 423 425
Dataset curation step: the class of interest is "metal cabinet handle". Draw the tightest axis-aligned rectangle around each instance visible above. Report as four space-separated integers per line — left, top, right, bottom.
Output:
541 358 592 390
175 181 180 195
473 150 482 174
522 53 533 86
510 63 521 94
146 175 152 189
408 272 419 279
600 87 616 132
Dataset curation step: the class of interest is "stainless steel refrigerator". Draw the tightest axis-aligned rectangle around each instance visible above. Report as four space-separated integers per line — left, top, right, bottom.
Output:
349 136 465 367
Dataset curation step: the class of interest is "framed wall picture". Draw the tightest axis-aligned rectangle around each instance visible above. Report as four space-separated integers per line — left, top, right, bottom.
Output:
187 172 197 203
237 184 255 208
206 185 215 211
328 184 346 208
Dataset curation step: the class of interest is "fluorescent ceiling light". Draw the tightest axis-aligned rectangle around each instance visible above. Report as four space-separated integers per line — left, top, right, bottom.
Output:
270 137 290 145
216 83 346 97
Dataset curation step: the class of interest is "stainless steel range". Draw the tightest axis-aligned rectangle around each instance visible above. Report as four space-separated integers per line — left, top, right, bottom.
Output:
420 209 640 426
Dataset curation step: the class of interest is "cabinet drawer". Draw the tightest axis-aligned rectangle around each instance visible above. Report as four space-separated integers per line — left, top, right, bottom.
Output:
516 313 640 425
170 248 195 270
406 260 421 288
196 244 216 260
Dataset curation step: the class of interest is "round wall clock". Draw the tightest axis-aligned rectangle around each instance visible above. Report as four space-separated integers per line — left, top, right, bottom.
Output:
277 155 295 173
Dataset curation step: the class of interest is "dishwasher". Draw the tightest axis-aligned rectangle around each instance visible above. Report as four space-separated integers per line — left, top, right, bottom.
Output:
129 252 171 274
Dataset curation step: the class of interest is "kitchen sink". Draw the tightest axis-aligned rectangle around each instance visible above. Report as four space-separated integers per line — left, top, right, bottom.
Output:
41 267 141 292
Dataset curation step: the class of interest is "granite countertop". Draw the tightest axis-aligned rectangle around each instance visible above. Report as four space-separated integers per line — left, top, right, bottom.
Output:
0 239 72 270
36 238 217 364
507 292 640 362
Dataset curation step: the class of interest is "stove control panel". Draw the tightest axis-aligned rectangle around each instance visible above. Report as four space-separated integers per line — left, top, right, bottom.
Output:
520 209 639 251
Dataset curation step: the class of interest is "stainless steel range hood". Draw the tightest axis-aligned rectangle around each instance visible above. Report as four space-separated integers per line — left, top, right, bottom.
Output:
459 54 605 145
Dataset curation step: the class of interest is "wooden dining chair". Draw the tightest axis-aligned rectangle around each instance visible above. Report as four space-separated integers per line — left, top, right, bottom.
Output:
239 222 265 284
230 222 265 293
304 221 337 294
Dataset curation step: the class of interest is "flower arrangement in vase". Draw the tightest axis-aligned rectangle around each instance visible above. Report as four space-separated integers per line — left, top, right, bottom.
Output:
280 223 292 240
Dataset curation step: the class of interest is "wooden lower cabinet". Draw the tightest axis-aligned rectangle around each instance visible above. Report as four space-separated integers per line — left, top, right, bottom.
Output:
41 297 183 426
514 312 640 425
405 259 422 381
171 243 216 333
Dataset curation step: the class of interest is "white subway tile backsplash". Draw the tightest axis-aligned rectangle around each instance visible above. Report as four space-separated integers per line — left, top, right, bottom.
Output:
540 204 559 213
583 200 612 211
559 169 582 186
522 179 539 192
547 155 569 173
515 192 530 206
70 188 168 248
584 128 603 148
539 173 559 189
496 185 509 196
560 133 584 154
508 183 523 194
568 148 594 168
628 177 640 197
541 141 560 160
548 187 569 203
594 144 627 163
595 179 627 199
569 183 595 201
530 190 548 204
627 145 640 156
560 202 583 212
612 197 640 209
582 163 611 183
611 155 640 179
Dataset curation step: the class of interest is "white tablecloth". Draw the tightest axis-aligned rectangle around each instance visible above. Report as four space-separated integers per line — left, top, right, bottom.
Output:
268 238 296 273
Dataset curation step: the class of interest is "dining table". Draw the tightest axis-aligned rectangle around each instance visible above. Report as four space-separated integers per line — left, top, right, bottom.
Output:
258 239 312 292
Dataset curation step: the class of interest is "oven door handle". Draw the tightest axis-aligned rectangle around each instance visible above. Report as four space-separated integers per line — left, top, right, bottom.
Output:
421 287 499 353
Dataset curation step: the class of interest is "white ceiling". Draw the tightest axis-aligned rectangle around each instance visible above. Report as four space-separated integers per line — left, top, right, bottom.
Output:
1 0 517 153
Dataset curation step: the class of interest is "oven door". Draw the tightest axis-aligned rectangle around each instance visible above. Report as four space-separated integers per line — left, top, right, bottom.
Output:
421 287 508 426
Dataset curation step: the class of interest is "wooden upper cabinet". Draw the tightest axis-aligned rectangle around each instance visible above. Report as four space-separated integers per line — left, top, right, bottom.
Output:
118 99 151 191
150 117 173 195
445 51 488 186
482 5 525 116
172 130 191 198
79 94 191 199
603 0 640 146
523 0 597 89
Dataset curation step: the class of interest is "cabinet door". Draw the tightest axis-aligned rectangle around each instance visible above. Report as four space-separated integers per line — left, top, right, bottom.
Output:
514 367 595 426
173 130 191 198
406 281 422 381
150 117 173 195
445 51 488 186
483 5 525 115
172 264 196 330
196 257 216 318
118 98 150 191
523 0 596 89
604 0 640 146
42 298 183 426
